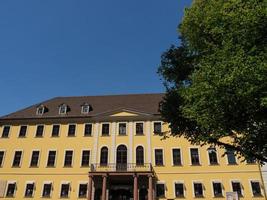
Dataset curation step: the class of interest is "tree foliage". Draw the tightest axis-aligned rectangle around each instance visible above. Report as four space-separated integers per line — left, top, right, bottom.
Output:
158 0 267 162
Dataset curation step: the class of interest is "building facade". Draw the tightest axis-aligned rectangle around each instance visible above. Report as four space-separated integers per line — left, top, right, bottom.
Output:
0 94 266 200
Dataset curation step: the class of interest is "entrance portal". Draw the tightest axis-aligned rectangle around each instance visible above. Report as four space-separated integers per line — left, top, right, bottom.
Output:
110 187 132 200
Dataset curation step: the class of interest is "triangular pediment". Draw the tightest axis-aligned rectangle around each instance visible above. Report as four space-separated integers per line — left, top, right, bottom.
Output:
94 108 152 117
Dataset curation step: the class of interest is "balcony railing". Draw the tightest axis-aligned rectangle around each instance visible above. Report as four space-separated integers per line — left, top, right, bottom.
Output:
90 163 152 172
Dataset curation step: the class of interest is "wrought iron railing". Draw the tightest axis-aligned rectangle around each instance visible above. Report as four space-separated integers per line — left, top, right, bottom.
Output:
90 163 152 172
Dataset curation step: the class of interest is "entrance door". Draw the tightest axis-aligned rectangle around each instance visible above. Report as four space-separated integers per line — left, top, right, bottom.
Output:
116 145 127 171
110 188 132 200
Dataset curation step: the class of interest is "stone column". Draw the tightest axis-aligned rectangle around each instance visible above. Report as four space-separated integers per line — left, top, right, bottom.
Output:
148 175 153 200
101 174 107 200
88 175 93 200
134 174 138 200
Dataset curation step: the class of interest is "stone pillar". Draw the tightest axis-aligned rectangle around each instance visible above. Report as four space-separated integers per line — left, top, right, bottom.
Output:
88 175 93 200
101 175 107 200
148 175 153 200
134 174 138 200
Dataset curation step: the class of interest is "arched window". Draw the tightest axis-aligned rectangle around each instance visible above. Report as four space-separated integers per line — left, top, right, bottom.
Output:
100 147 108 166
116 145 127 170
136 146 144 166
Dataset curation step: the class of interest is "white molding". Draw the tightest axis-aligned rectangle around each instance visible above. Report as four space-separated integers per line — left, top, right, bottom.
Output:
129 121 133 164
171 147 183 166
153 148 164 166
80 149 91 167
46 149 57 167
67 123 77 137
17 125 28 138
99 146 109 165
84 123 93 137
29 149 41 167
12 149 23 167
77 182 89 198
192 180 205 198
134 144 145 164
59 181 71 198
248 179 262 197
229 179 243 196
63 149 74 167
173 180 185 198
24 181 35 197
5 180 17 198
210 180 224 197
51 124 61 137
92 123 99 163
35 124 45 137
134 121 144 135
189 147 201 165
146 121 151 163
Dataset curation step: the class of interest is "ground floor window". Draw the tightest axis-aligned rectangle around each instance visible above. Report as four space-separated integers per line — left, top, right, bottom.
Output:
213 182 223 197
60 183 70 198
175 183 184 197
24 182 34 197
78 183 87 198
6 182 16 197
194 182 203 197
156 183 165 198
232 181 242 196
42 183 52 197
251 181 262 196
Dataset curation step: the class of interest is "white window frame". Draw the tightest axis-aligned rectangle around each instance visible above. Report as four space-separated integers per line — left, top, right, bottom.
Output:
230 179 243 196
171 147 183 166
81 104 90 114
51 124 60 137
77 181 88 198
153 148 165 166
59 181 71 198
35 124 45 137
192 180 205 198
63 149 74 167
225 149 237 165
211 180 224 197
248 179 263 197
1 125 11 138
67 124 77 137
24 181 35 198
117 122 127 136
134 121 145 135
36 106 45 115
41 181 53 198
153 121 163 135
29 149 41 167
58 104 67 115
101 122 110 136
80 149 91 167
155 181 166 198
17 125 28 138
135 144 145 165
173 180 185 198
5 181 17 198
189 147 201 165
99 146 109 165
84 123 93 137
207 147 219 165
46 149 57 167
12 149 23 167
0 149 6 167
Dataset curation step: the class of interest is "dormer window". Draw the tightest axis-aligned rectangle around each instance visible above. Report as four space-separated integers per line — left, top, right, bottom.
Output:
36 105 45 115
59 104 67 115
81 103 90 114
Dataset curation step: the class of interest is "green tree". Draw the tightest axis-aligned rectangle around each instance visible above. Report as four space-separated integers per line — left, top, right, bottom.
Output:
158 0 267 162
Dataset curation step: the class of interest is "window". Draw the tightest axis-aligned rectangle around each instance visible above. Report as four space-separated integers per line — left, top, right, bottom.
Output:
78 183 87 198
251 181 262 196
208 148 218 165
60 183 70 198
42 183 52 197
190 148 200 165
24 182 34 197
213 182 223 197
173 149 182 166
30 151 40 167
81 104 90 114
119 123 126 135
102 124 109 136
64 150 73 167
81 150 90 167
36 125 44 137
6 182 16 197
68 124 76 137
155 149 163 166
36 105 45 115
59 104 67 114
136 146 144 165
84 124 92 136
100 147 108 166
136 123 144 135
232 181 242 196
0 151 4 167
175 183 184 197
156 183 165 197
226 149 236 164
154 122 162 134
12 151 22 167
246 158 256 164
194 183 203 197
47 151 56 167
52 125 60 137
19 126 27 137
2 126 10 138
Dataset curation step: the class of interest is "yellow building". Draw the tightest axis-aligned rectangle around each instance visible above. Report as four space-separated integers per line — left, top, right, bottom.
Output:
0 93 265 200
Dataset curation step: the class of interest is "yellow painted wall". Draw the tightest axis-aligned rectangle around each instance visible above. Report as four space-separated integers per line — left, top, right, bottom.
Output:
0 118 265 200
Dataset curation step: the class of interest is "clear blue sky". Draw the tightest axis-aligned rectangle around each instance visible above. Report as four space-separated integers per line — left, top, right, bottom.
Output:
0 0 192 116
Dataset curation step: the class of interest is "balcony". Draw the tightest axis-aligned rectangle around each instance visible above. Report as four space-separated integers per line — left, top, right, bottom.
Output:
90 163 152 173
